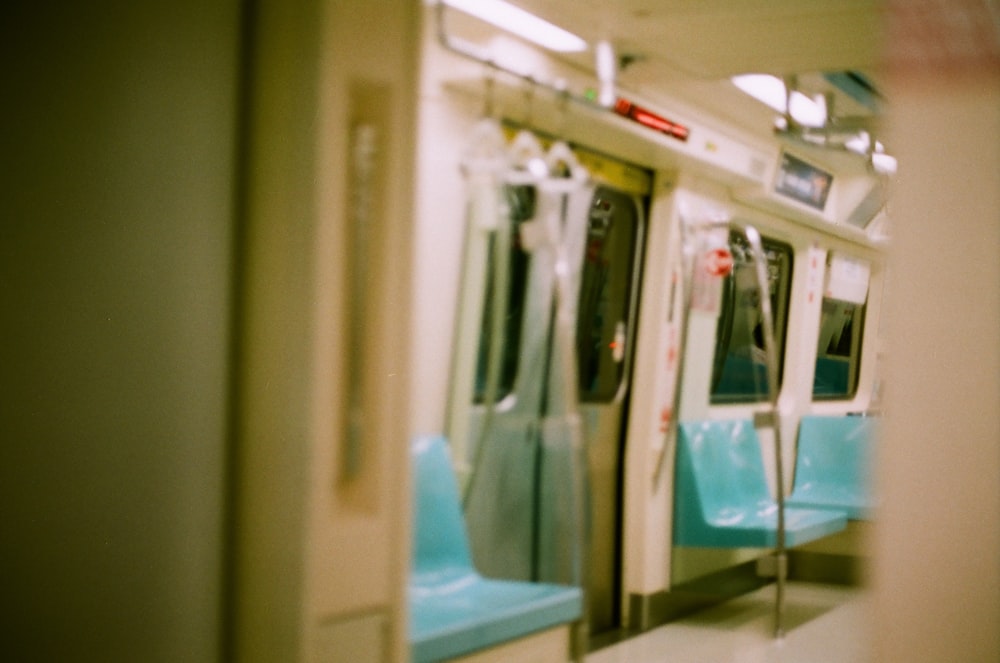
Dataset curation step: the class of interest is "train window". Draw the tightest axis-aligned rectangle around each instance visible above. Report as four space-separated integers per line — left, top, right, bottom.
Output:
473 185 534 403
813 297 866 400
576 188 642 402
709 232 794 404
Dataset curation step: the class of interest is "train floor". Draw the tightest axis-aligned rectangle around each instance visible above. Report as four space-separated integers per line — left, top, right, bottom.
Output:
588 581 870 663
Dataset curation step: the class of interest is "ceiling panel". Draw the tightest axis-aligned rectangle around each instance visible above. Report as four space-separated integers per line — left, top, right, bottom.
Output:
500 0 886 140
516 0 884 78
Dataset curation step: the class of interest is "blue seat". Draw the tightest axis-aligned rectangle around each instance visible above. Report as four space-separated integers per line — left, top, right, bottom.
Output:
409 435 582 663
673 420 848 548
786 415 880 520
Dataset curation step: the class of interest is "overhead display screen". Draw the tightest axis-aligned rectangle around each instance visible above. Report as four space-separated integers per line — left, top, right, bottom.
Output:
774 152 833 210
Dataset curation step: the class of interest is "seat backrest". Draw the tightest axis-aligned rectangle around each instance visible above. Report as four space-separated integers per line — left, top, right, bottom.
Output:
795 416 879 491
677 419 770 517
411 435 475 578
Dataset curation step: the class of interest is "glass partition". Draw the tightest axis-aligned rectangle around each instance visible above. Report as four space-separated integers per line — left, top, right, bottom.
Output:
709 231 794 404
813 297 865 400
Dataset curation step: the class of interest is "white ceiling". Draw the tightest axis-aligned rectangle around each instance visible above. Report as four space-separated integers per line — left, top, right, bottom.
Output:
509 0 887 136
519 0 883 77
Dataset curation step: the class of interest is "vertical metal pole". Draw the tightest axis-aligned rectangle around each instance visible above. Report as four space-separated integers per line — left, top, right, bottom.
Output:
743 225 787 639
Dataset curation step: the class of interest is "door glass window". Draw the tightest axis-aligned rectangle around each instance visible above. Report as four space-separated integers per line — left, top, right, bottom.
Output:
710 232 794 404
475 185 644 405
576 188 642 402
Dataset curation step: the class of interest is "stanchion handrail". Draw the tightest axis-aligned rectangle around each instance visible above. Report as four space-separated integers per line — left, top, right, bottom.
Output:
433 0 608 119
742 224 788 639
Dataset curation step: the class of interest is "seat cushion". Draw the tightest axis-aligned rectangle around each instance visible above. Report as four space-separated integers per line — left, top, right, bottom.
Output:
410 576 582 663
409 435 583 662
787 416 879 520
674 420 847 548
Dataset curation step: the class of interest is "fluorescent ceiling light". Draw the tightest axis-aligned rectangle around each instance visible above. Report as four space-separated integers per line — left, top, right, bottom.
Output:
732 74 827 128
871 152 897 175
845 131 871 154
732 74 785 112
443 0 588 52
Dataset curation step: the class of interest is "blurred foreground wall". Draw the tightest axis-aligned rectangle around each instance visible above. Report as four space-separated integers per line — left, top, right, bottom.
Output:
875 3 1000 662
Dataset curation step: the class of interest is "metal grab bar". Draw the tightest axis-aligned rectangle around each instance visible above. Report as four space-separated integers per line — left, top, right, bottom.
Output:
742 224 788 639
433 0 607 119
662 220 789 637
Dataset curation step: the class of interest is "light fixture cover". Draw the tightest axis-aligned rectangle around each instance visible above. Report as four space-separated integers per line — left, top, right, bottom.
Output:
732 74 827 128
444 0 588 52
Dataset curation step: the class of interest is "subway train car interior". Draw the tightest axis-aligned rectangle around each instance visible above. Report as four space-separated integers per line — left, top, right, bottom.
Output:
2 1 997 662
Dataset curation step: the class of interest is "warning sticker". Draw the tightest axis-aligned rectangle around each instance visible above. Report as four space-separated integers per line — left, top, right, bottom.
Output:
704 247 734 277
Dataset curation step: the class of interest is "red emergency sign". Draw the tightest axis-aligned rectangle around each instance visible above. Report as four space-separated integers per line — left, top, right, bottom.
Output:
704 247 734 277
